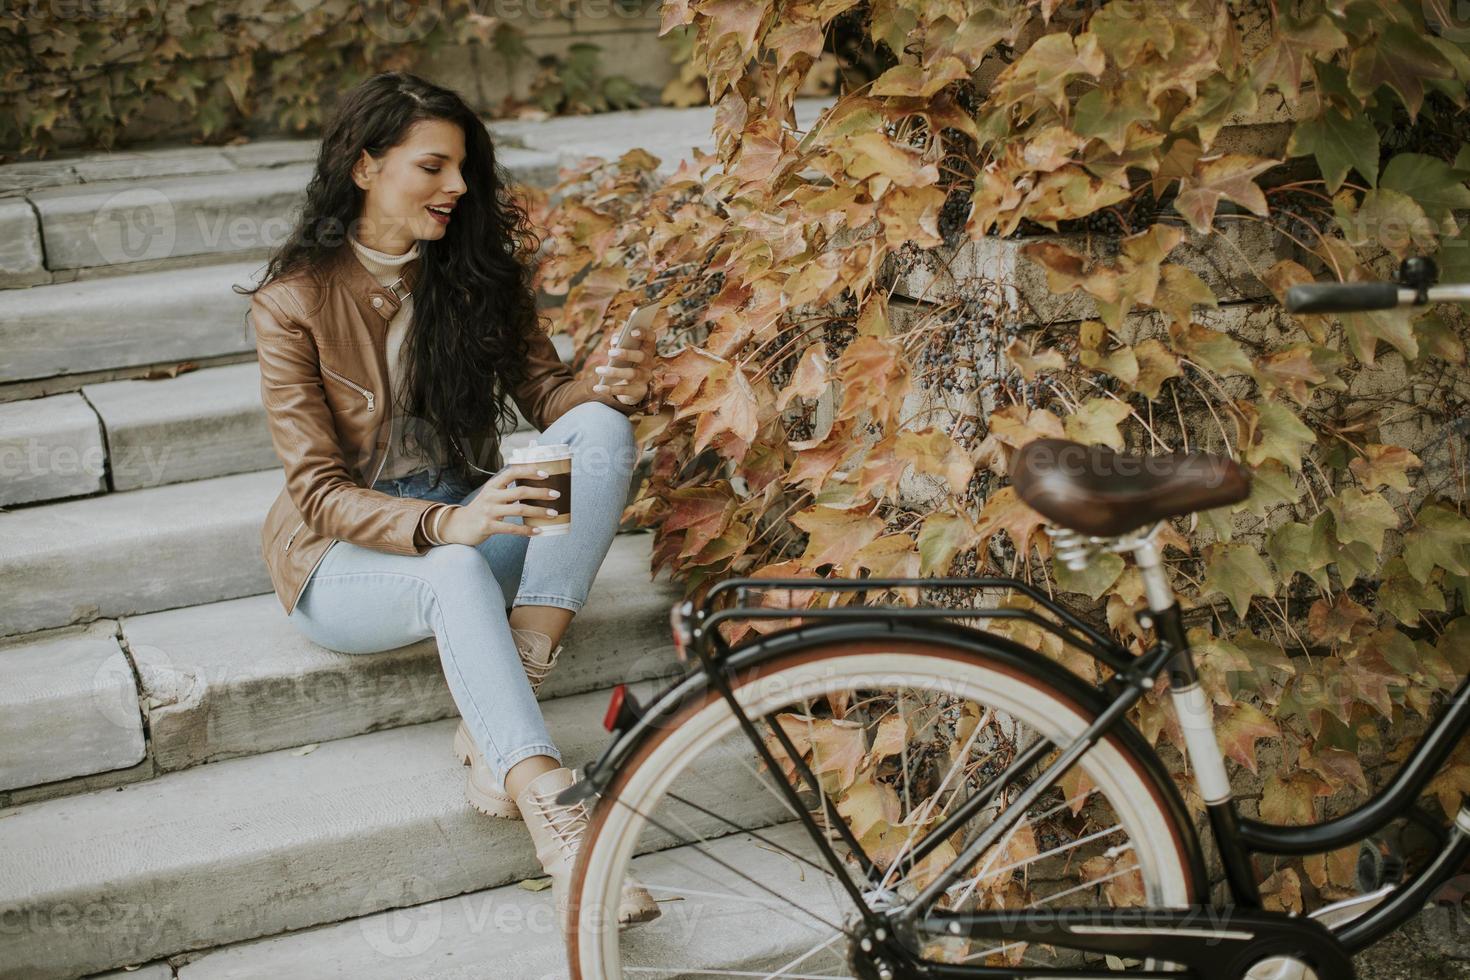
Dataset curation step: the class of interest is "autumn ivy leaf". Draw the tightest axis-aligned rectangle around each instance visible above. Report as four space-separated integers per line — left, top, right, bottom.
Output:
684 361 761 456
894 427 975 496
1414 312 1467 365
878 183 947 249
871 55 971 97
775 343 830 412
974 485 1046 554
1334 540 1380 590
1286 109 1378 193
1170 322 1254 376
1348 444 1421 493
1155 265 1219 327
991 31 1105 109
837 777 901 840
1380 153 1470 227
918 511 976 576
1237 400 1317 472
1004 338 1066 380
1268 516 1334 591
1072 84 1155 155
1203 542 1274 617
1347 23 1453 120
1327 487 1399 553
1239 459 1301 517
1253 345 1326 406
1403 503 1470 583
1260 772 1331 826
1174 154 1277 234
791 504 885 570
1055 551 1125 600
1252 14 1349 101
834 335 911 430
1063 397 1131 451
1339 306 1418 367
1215 703 1279 774
1379 556 1446 626
852 533 922 605
1130 338 1183 399
1307 593 1374 646
665 483 738 560
1333 188 1438 259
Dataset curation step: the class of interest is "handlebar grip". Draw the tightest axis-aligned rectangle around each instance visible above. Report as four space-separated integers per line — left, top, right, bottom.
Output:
1284 282 1401 314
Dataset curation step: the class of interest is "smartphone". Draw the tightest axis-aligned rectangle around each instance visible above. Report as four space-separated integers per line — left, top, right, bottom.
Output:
610 303 658 356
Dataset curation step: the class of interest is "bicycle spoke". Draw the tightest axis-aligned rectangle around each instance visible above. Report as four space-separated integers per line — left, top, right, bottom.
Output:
602 787 854 936
765 932 845 979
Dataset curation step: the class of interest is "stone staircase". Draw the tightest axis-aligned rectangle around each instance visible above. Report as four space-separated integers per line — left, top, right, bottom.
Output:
0 101 832 980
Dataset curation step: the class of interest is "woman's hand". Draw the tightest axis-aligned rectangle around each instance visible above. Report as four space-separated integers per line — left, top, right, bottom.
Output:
593 322 658 409
437 462 561 546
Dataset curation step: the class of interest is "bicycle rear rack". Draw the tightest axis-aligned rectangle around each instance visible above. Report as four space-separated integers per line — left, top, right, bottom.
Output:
686 572 1133 674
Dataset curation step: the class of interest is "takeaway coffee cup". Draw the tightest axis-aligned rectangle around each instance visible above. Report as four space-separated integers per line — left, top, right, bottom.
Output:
508 440 572 536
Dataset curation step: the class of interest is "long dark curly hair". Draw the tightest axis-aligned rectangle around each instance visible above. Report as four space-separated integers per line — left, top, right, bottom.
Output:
237 71 539 488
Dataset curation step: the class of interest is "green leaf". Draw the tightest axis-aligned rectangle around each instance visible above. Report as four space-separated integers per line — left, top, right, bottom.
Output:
1348 23 1454 119
1054 551 1124 600
1380 557 1447 626
1404 503 1470 583
1381 153 1470 227
1203 543 1274 618
1286 110 1378 192
1335 539 1380 588
1268 516 1334 591
1327 488 1399 553
1339 306 1418 366
1243 402 1317 472
918 513 974 577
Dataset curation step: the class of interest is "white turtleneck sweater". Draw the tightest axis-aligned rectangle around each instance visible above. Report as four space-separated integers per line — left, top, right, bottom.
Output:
347 232 443 483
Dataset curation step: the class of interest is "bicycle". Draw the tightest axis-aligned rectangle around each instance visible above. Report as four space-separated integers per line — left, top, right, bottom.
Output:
556 256 1470 979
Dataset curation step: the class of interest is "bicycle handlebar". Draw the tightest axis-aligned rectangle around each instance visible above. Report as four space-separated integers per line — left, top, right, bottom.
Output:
1284 280 1470 314
1284 282 1405 314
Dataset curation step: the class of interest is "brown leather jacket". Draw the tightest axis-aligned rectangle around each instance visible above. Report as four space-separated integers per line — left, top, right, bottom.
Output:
250 242 637 616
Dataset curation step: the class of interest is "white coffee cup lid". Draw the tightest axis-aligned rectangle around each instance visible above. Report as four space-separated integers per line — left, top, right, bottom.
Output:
509 439 572 463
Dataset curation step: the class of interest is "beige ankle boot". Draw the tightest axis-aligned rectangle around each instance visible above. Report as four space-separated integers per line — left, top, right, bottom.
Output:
516 767 662 933
461 731 521 820
510 627 564 695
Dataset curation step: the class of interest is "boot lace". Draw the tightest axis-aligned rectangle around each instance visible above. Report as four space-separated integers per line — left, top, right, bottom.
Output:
512 627 563 692
530 793 589 862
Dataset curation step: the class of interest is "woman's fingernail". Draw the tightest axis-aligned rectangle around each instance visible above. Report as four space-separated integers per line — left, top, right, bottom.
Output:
537 469 548 478
632 329 641 337
546 507 558 516
549 489 560 498
609 347 621 355
532 527 542 534
594 384 607 392
595 365 607 374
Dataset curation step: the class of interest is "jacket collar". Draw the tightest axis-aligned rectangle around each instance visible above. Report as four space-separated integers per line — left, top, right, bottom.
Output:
323 239 422 327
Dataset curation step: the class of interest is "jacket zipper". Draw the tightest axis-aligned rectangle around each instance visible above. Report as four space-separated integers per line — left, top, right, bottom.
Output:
321 364 376 412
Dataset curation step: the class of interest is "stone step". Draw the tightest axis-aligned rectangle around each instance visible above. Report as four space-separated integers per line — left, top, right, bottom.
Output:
170 822 836 980
0 620 145 793
0 468 280 638
0 688 787 979
0 531 674 808
0 392 107 506
0 260 261 385
4 141 561 287
7 336 566 503
124 532 678 777
81 362 280 493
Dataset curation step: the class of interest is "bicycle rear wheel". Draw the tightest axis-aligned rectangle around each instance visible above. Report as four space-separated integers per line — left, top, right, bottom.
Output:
569 632 1204 979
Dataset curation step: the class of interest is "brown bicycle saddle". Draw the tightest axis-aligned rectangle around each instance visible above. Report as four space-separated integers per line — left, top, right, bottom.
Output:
1012 437 1252 537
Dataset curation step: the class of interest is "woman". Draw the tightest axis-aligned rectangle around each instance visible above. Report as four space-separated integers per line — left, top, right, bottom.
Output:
239 71 661 933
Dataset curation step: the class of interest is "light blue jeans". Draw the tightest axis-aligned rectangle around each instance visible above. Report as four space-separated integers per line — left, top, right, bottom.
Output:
286 401 639 785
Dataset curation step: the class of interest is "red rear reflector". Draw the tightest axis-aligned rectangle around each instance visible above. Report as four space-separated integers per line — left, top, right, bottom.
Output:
603 684 627 732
